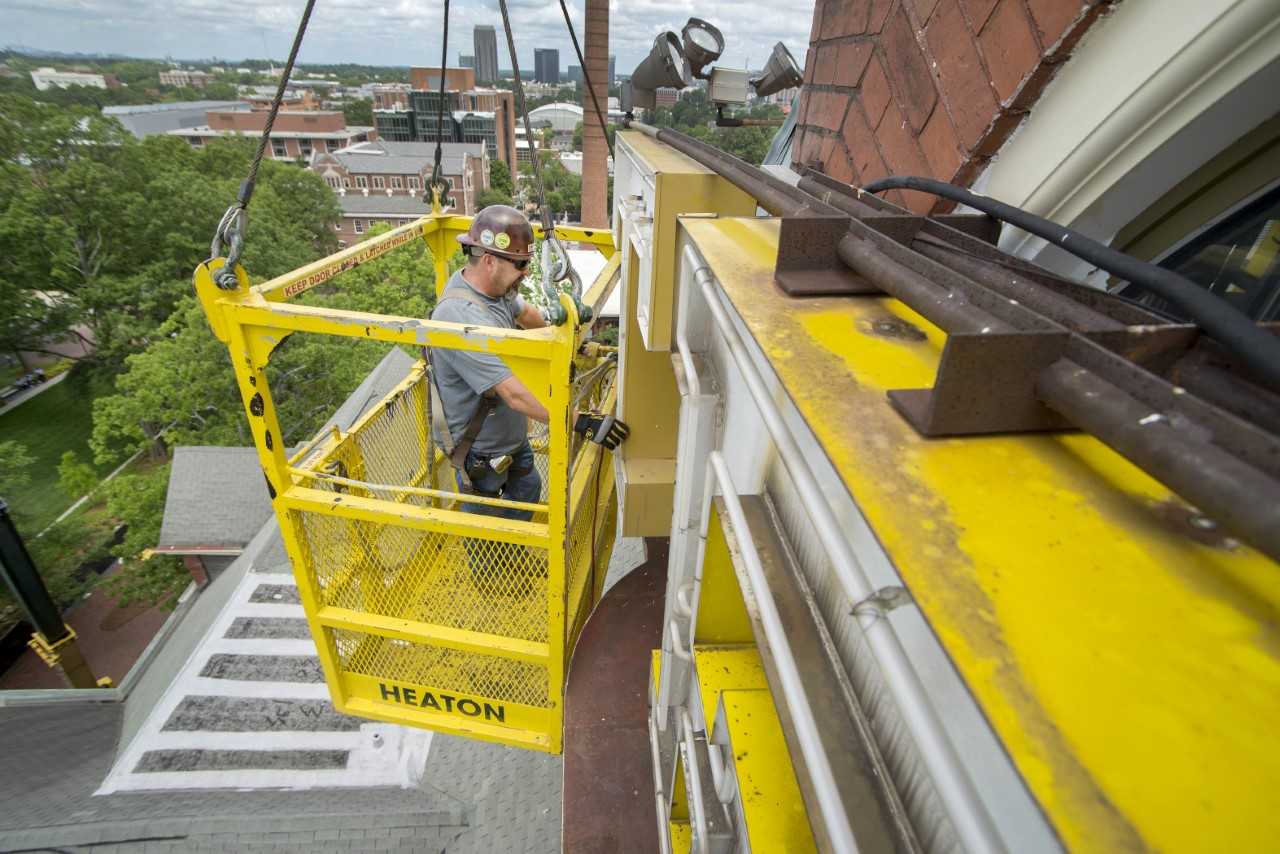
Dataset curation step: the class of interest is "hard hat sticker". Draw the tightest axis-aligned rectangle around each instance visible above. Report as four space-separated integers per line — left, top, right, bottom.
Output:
480 229 495 246
494 232 511 250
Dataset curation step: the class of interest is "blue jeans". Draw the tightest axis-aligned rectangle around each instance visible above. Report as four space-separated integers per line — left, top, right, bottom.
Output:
455 440 542 522
455 440 542 590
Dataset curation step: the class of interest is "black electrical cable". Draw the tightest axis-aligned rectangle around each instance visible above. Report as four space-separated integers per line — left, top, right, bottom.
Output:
557 0 614 159
429 0 450 200
863 176 1280 391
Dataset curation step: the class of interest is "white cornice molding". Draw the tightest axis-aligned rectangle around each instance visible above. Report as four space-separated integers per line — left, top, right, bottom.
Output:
985 0 1280 276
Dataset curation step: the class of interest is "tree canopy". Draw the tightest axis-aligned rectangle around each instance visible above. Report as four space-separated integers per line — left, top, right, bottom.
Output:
519 152 582 220
652 89 786 166
0 95 339 371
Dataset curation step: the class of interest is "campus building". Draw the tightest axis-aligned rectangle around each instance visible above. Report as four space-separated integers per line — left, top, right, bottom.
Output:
373 67 517 169
169 109 375 159
30 67 110 91
311 139 488 215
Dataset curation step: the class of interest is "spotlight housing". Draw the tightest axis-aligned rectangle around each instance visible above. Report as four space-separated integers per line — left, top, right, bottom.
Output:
626 32 692 111
750 42 803 98
680 18 724 79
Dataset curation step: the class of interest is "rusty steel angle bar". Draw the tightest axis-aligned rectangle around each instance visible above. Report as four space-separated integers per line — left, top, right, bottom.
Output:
889 332 1074 436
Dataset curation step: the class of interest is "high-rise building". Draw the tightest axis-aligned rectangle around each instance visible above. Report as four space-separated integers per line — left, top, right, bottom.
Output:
374 72 516 169
459 55 474 69
474 25 499 85
534 49 560 85
609 55 616 86
567 66 584 85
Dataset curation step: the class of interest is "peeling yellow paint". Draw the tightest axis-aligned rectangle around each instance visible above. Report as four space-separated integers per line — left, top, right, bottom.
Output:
682 217 1280 853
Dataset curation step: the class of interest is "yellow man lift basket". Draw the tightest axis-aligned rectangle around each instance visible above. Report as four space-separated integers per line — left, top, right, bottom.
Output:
194 208 620 753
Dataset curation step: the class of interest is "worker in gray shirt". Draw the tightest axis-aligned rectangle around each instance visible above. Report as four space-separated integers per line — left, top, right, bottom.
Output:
429 205 629 524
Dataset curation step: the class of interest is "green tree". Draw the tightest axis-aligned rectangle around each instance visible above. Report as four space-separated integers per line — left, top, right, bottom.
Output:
651 89 783 166
477 188 513 208
489 158 515 198
57 450 99 501
103 465 186 607
572 121 616 153
91 224 439 468
343 98 374 126
520 154 581 219
0 440 34 498
0 97 339 374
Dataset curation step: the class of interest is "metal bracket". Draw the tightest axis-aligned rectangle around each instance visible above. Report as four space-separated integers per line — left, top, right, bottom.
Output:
28 627 76 668
889 325 1204 437
864 213 1001 247
774 216 881 296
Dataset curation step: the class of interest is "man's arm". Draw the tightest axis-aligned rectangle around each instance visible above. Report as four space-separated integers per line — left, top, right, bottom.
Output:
515 301 546 329
492 375 550 423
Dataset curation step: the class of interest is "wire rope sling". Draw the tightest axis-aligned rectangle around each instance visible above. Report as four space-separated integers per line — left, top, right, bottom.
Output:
196 0 624 753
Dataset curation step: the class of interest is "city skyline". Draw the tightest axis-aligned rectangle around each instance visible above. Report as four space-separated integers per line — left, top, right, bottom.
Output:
1 0 812 79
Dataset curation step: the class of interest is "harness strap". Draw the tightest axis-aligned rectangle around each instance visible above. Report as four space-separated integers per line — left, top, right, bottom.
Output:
424 283 513 488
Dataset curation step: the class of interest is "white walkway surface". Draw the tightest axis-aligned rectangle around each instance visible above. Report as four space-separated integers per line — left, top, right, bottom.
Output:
97 568 431 794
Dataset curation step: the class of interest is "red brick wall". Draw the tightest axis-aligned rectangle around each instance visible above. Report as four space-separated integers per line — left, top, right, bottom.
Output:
794 0 1115 212
207 110 347 133
410 66 476 92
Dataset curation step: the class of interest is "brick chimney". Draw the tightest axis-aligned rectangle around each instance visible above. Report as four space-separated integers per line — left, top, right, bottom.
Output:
580 0 610 228
793 0 1112 213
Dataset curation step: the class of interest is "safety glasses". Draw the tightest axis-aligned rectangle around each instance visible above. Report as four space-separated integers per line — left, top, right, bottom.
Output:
491 252 530 271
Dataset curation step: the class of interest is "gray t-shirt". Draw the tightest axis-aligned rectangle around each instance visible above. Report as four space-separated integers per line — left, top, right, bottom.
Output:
429 269 530 455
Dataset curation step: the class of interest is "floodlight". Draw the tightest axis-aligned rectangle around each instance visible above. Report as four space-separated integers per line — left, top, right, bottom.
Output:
750 42 803 98
628 32 691 110
681 18 724 79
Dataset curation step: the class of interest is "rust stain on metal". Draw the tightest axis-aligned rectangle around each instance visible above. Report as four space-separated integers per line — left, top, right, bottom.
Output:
1149 500 1240 550
860 314 927 342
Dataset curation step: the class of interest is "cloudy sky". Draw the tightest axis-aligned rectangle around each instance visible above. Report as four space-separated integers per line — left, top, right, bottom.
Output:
3 0 815 76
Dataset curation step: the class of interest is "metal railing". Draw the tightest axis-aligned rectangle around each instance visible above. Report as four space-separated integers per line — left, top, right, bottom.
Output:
193 207 621 753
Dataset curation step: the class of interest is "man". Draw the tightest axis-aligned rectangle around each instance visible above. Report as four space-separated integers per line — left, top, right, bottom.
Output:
429 205 629 523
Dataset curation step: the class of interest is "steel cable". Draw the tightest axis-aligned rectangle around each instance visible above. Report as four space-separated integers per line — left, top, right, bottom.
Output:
557 0 614 159
496 0 552 232
211 0 318 288
429 0 450 201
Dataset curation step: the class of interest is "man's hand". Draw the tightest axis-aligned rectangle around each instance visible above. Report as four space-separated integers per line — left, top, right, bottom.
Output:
574 411 630 450
516 300 547 329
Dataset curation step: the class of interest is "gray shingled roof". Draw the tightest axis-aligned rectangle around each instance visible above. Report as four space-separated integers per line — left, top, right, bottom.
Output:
333 141 484 175
158 349 419 549
338 194 433 216
157 448 276 550
295 347 419 467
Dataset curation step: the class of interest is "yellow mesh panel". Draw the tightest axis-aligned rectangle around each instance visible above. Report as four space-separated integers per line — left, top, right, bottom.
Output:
281 353 619 746
564 449 618 657
330 627 551 708
291 509 549 643
353 379 430 489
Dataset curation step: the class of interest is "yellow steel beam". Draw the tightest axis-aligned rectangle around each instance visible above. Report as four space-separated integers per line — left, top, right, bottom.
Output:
228 301 557 359
533 223 617 255
256 217 432 302
720 689 818 853
282 487 550 547
341 672 556 752
292 469 547 515
317 606 551 663
540 292 578 755
682 214 1280 854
